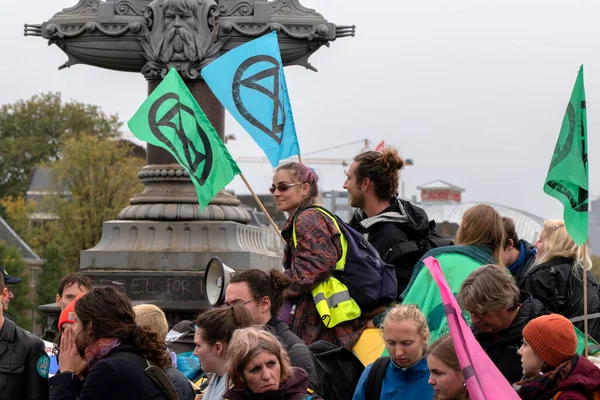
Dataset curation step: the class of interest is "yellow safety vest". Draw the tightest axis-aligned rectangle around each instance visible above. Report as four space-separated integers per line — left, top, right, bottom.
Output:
292 207 361 328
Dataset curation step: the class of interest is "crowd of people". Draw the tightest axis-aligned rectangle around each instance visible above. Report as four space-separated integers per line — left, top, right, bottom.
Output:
2 147 600 399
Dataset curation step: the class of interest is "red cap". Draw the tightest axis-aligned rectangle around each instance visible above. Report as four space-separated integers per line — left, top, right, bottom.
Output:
58 294 83 331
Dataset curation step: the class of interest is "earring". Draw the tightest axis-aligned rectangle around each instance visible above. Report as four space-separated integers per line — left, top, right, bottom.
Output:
463 381 466 387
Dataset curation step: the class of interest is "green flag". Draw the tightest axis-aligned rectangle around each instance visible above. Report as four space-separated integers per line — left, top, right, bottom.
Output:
128 68 241 211
544 65 589 245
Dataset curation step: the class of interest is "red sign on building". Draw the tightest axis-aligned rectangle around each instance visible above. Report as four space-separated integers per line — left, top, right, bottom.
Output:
421 189 462 203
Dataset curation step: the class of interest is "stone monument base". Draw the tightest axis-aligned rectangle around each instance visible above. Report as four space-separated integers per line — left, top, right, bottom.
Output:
79 220 282 325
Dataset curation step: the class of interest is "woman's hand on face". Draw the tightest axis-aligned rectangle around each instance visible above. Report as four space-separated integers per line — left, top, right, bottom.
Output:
58 326 87 376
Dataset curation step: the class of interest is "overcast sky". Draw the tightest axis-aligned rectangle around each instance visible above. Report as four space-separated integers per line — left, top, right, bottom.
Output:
3 0 600 221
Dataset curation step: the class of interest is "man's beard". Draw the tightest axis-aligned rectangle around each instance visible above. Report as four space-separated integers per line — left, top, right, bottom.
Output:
161 25 197 62
349 191 365 209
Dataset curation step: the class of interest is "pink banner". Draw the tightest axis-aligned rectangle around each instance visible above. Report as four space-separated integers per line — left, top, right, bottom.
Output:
423 256 519 400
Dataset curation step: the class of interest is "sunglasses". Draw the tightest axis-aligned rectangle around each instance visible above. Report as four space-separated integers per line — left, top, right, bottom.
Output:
269 182 303 194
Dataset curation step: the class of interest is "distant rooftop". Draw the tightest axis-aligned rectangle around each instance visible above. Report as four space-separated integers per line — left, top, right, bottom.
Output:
27 166 53 194
0 216 40 261
417 180 465 192
420 202 544 244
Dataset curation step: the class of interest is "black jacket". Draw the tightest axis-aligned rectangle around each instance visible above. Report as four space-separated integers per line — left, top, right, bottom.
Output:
165 366 195 400
49 343 168 400
224 367 321 400
349 198 431 294
518 257 600 341
267 316 322 395
473 292 548 384
0 316 49 400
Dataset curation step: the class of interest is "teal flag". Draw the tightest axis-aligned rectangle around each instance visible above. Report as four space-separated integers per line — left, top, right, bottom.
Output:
127 68 241 211
201 32 300 167
544 65 589 245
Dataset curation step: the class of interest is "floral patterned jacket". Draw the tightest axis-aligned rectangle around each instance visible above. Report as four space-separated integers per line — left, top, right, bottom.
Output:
281 206 366 350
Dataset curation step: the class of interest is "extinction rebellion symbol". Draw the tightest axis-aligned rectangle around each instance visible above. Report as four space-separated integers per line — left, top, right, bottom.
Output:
148 92 213 185
232 55 286 144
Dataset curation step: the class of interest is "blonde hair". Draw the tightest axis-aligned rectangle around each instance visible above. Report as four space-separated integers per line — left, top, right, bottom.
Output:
133 304 169 339
458 264 520 316
226 327 293 389
456 204 505 267
428 335 469 400
536 219 592 270
382 304 430 350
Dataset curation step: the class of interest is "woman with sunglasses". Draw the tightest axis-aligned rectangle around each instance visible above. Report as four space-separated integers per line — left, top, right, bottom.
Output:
273 162 366 350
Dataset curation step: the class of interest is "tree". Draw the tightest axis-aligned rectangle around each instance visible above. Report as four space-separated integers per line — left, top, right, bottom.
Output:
0 93 122 198
0 242 31 329
45 135 145 269
36 243 67 326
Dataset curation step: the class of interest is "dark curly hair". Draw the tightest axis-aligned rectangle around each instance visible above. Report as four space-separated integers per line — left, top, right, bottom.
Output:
353 148 404 201
75 287 171 369
230 269 292 316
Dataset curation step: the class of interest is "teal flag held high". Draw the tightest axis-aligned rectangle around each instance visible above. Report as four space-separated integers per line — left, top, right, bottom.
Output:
544 65 589 245
201 31 300 167
127 68 241 211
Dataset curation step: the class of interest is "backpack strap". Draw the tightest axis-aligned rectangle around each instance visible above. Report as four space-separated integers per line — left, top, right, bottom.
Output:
108 351 178 400
292 205 340 248
365 356 390 399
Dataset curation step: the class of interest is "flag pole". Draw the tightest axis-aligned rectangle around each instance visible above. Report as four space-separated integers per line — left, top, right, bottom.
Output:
583 243 589 357
297 154 303 164
239 173 286 245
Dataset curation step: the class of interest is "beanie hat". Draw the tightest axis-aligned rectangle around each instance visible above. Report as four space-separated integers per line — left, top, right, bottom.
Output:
522 314 577 367
58 294 83 331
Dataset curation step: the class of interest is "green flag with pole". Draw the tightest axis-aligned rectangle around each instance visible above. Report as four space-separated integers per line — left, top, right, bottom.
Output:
544 65 589 245
127 68 241 211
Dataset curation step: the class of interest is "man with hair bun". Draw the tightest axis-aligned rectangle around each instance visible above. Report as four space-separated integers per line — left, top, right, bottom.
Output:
225 269 322 394
344 148 437 296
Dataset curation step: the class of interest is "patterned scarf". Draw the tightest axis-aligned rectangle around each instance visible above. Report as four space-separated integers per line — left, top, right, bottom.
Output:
516 355 578 399
84 338 122 370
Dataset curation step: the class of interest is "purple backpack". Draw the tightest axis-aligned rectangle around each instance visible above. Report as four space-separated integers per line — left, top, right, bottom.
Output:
308 206 398 313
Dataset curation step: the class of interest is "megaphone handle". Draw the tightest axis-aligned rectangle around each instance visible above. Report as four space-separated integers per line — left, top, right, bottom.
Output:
239 173 285 245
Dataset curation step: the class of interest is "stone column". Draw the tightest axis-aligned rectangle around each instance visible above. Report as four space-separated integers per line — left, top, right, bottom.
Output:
80 78 281 324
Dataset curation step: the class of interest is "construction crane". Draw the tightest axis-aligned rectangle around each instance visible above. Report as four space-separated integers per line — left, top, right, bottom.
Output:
233 138 414 167
234 139 373 166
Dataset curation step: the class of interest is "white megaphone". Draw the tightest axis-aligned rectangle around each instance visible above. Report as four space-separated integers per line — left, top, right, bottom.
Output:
204 257 235 307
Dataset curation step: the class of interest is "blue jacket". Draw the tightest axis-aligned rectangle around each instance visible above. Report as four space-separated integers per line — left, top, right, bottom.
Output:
352 357 433 400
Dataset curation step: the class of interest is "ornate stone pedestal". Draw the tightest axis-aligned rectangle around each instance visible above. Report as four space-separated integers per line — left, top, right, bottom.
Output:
79 79 281 323
25 0 354 324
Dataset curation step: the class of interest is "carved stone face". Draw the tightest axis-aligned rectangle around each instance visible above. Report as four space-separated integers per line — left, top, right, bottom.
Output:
142 0 217 79
161 0 199 62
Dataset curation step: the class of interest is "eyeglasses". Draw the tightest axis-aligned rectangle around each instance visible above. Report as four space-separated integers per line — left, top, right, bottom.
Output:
224 298 256 307
269 182 302 194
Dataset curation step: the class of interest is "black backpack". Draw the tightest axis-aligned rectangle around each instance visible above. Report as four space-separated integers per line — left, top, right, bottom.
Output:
108 351 178 400
365 357 390 399
307 340 365 400
384 220 453 296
